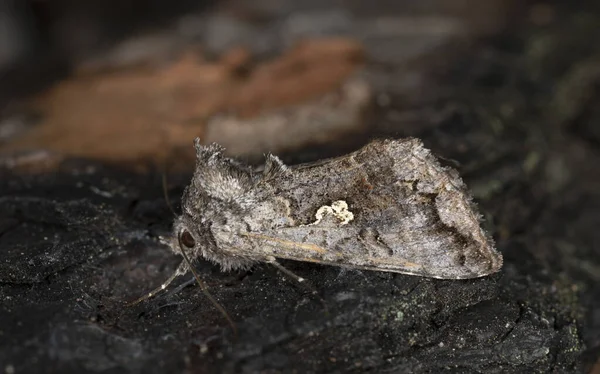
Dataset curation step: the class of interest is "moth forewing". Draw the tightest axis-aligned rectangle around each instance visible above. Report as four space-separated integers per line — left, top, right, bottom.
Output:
223 138 502 279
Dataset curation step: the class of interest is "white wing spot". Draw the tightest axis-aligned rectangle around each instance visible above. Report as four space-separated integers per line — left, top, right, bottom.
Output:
310 200 354 225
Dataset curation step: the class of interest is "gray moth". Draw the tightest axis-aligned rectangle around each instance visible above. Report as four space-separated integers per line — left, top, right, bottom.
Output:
132 138 502 310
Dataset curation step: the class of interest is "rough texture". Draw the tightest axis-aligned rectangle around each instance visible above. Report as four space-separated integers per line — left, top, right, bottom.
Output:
1 1 600 374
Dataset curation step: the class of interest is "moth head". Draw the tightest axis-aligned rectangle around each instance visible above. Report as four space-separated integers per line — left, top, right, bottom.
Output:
167 215 200 257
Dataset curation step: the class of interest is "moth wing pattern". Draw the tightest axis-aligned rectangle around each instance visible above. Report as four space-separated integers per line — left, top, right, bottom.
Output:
221 138 503 279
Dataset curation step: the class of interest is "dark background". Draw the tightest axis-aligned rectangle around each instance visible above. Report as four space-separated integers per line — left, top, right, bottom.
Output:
1 1 599 373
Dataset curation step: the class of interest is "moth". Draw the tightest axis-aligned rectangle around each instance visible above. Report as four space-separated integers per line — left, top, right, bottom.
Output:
131 138 502 322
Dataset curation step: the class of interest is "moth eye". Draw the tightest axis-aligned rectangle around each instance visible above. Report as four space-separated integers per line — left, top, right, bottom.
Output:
180 230 195 248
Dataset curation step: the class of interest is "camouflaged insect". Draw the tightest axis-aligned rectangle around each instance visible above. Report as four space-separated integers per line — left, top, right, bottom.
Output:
155 137 502 288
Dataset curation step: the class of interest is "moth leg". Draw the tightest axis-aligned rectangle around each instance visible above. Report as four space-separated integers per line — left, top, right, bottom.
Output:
265 256 328 312
168 276 196 297
126 261 187 306
266 256 306 283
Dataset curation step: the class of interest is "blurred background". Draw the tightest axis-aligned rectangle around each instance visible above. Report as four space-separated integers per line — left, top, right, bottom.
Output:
0 0 540 167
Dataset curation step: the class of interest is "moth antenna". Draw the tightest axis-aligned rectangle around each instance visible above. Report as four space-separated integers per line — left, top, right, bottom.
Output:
266 257 328 312
161 168 176 217
179 238 238 336
157 125 177 218
126 262 186 306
